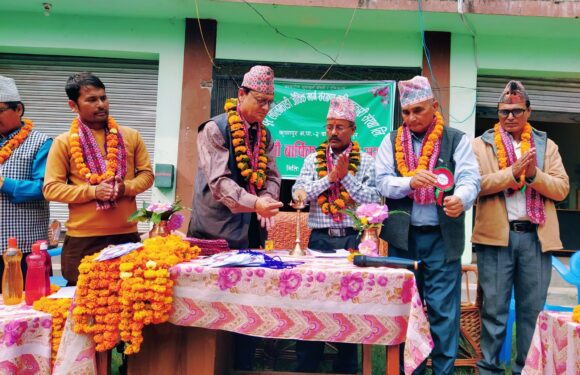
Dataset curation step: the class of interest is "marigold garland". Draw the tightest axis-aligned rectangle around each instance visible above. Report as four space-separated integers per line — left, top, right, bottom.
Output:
315 141 360 221
72 235 200 354
493 122 532 188
395 111 444 177
69 116 120 185
32 297 72 367
572 305 580 323
0 118 33 164
225 98 268 190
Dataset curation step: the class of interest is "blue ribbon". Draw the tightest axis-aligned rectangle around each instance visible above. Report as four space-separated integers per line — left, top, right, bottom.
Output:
237 249 303 269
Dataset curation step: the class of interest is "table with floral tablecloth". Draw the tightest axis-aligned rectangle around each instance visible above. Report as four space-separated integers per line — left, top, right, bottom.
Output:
523 310 580 375
0 298 52 374
56 254 434 375
169 255 433 374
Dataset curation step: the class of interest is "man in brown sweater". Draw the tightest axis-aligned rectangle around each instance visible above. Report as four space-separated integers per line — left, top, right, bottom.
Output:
472 80 569 375
43 72 154 285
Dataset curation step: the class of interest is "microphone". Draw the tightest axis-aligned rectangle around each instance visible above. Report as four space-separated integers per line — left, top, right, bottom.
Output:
353 255 419 271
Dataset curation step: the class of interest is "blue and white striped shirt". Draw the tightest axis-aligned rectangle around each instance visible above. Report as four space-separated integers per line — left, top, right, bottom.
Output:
292 148 379 229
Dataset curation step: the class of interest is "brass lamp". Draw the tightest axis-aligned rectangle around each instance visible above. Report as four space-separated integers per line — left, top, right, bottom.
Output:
289 190 308 256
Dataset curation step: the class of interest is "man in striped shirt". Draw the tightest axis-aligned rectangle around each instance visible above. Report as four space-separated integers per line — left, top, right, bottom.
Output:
291 96 379 373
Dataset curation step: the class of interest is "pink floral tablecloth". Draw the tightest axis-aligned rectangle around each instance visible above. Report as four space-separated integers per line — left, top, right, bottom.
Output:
0 298 52 375
169 255 433 374
52 310 97 375
523 311 580 375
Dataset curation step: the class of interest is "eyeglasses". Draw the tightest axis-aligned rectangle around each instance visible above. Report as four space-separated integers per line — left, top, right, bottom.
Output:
325 124 353 133
0 107 13 114
498 108 527 118
250 91 274 108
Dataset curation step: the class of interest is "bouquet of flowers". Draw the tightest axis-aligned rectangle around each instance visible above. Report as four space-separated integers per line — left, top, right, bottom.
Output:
345 203 390 233
128 200 185 231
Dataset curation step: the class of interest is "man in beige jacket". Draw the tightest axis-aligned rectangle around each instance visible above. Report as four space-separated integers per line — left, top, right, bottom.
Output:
472 80 569 375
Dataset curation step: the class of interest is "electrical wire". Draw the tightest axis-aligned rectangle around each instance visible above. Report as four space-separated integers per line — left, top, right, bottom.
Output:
319 4 359 80
242 0 337 64
417 0 477 124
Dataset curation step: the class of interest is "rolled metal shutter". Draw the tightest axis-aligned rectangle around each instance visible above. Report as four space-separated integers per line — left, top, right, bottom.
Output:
477 76 580 123
0 54 159 233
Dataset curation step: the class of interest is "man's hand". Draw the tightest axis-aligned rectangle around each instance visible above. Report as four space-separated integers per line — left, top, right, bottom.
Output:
328 154 349 183
95 177 115 201
293 189 307 203
255 196 283 218
512 148 535 180
443 195 464 218
110 176 126 201
524 148 537 179
257 214 276 231
410 169 438 190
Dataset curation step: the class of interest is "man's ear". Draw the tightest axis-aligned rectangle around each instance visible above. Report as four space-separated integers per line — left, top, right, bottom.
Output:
432 99 439 112
68 99 78 113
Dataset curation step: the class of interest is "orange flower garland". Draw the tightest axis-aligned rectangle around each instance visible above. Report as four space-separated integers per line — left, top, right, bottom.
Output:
32 297 73 366
315 141 360 218
69 116 120 185
72 235 200 355
493 122 532 188
0 118 33 164
118 235 198 354
395 111 444 177
572 305 580 324
225 98 268 190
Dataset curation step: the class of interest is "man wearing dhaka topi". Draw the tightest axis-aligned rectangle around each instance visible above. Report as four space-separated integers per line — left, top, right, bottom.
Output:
375 76 480 374
43 72 154 286
188 65 282 370
472 81 569 375
292 96 379 374
0 75 52 288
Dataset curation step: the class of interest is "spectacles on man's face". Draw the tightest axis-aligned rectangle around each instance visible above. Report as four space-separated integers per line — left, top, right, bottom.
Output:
325 124 352 133
498 108 527 118
249 91 275 108
0 106 14 114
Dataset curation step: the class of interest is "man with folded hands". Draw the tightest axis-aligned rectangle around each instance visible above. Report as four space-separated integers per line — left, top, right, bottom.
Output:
292 96 378 374
472 80 569 375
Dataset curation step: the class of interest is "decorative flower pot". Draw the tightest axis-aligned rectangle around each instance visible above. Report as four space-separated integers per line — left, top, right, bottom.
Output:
149 221 170 238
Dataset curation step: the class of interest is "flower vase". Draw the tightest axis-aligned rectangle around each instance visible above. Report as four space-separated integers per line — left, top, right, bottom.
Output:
361 228 387 256
149 221 171 238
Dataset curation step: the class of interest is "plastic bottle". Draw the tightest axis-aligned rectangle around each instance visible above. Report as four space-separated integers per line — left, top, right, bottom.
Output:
36 240 52 295
25 243 48 305
2 237 23 305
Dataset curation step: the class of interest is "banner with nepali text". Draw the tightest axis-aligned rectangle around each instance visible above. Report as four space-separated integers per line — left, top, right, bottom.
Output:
264 79 396 179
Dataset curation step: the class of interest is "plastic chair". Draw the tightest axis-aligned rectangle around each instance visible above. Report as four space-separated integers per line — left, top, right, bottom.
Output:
551 252 580 304
500 254 578 364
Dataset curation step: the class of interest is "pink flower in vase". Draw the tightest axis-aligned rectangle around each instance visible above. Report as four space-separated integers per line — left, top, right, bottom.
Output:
356 203 389 224
358 239 378 256
167 213 185 231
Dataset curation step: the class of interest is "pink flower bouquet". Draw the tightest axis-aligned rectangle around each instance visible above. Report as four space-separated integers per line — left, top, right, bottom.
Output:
128 200 185 230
